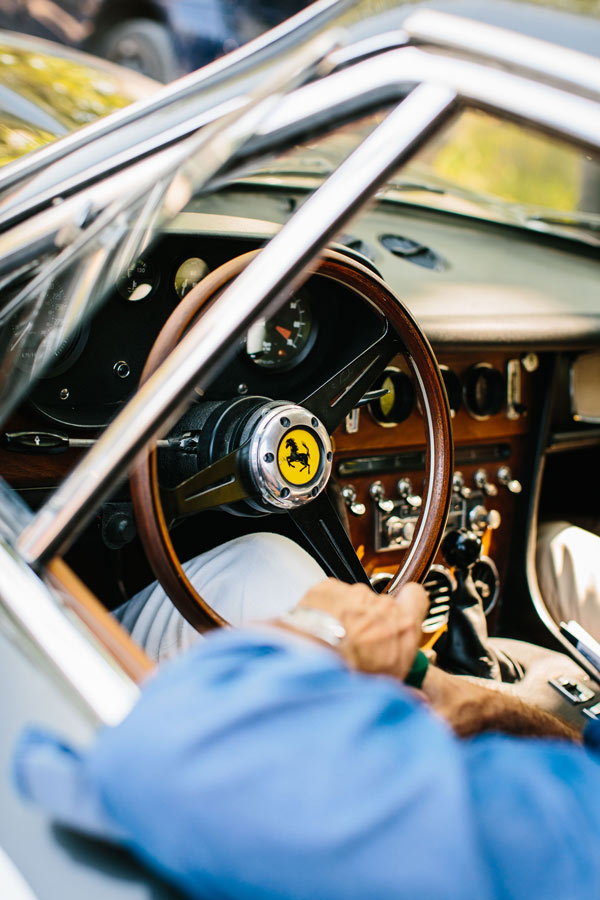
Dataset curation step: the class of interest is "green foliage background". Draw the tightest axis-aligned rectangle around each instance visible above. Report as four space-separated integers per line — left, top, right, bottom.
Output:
355 0 600 15
348 0 599 212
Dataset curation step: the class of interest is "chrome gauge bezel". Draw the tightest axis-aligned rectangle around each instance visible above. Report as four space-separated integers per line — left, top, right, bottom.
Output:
463 362 505 421
368 365 416 428
243 293 318 373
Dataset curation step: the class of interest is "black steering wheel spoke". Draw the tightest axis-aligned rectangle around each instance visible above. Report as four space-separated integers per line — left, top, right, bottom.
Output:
162 443 250 525
301 324 402 434
289 491 371 585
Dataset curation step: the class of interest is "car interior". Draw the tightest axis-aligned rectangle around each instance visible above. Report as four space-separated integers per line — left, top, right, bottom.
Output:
2 3 600 895
3 97 600 726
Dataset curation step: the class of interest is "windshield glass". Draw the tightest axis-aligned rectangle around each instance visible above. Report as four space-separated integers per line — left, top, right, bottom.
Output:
238 107 600 239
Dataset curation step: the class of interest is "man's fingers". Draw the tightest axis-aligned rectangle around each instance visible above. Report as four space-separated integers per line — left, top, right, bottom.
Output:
394 582 429 629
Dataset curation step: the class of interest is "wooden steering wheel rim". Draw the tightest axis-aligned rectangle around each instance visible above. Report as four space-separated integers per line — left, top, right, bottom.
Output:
130 249 453 632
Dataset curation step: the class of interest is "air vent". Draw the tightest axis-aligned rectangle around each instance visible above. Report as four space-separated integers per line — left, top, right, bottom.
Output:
379 233 447 271
423 565 456 632
337 235 381 275
472 555 500 615
370 565 455 631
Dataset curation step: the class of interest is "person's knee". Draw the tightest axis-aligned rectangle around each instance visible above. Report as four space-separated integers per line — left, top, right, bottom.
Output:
184 532 326 624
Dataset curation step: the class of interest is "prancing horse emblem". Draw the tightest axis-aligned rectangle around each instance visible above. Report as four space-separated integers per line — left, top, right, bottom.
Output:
285 437 311 474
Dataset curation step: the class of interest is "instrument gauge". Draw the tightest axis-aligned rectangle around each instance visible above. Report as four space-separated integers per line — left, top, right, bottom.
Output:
439 365 462 417
464 363 505 419
245 295 316 371
117 257 158 301
369 367 415 427
174 257 209 300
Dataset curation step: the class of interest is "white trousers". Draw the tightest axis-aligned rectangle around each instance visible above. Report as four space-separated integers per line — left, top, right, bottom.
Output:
115 533 326 663
536 521 600 641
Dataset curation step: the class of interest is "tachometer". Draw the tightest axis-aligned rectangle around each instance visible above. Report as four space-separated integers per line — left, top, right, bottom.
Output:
245 295 316 371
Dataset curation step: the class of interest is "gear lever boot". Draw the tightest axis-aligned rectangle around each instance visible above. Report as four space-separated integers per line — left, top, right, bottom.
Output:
438 530 521 682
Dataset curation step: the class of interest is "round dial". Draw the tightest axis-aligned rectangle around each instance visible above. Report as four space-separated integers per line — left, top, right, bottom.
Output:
464 363 505 419
369 367 415 426
174 257 209 300
439 365 462 417
117 257 158 301
245 295 315 371
33 325 89 379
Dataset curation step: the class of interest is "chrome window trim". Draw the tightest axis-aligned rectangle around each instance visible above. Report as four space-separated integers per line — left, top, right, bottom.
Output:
258 46 600 148
404 9 600 100
0 541 139 726
0 0 355 203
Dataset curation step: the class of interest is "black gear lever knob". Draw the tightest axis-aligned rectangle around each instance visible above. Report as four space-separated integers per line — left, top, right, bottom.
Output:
442 529 482 570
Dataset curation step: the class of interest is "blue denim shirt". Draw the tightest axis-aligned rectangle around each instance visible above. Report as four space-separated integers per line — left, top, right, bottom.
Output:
14 628 600 900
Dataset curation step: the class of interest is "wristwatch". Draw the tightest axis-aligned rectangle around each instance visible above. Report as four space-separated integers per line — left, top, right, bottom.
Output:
277 606 346 648
278 606 430 688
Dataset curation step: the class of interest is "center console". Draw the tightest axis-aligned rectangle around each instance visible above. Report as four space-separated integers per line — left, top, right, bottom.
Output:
333 349 541 629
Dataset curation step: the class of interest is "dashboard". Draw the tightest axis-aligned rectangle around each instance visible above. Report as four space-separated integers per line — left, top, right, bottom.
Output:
26 234 383 430
2 191 599 636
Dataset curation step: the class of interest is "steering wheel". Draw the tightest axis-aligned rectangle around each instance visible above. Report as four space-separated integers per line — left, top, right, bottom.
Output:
130 249 453 631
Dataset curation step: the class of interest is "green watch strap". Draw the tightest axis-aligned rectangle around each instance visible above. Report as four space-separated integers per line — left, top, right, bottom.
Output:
404 649 430 689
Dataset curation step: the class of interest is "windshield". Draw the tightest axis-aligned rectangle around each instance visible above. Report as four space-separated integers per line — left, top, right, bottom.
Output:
0 15 344 427
236 107 600 241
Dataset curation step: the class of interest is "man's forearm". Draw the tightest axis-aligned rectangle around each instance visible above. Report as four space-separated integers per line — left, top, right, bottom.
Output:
422 666 581 742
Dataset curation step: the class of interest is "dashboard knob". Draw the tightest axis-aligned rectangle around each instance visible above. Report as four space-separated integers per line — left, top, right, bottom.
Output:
397 477 422 508
442 529 482 569
397 477 413 496
401 521 416 542
369 480 395 513
487 509 502 530
341 484 366 517
474 468 498 497
452 470 471 499
369 480 385 500
469 505 502 533
385 516 402 542
385 517 415 544
497 466 522 494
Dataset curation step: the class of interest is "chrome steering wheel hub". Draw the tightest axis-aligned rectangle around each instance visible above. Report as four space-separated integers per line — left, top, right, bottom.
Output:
248 402 333 511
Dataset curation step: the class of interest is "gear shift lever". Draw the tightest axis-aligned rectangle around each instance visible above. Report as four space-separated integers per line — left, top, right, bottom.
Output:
438 529 520 682
442 529 482 571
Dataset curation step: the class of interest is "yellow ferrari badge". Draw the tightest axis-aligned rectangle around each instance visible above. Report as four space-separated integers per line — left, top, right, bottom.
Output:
277 428 321 485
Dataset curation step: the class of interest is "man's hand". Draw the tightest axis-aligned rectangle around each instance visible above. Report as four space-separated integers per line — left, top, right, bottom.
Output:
279 578 428 683
275 580 582 742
